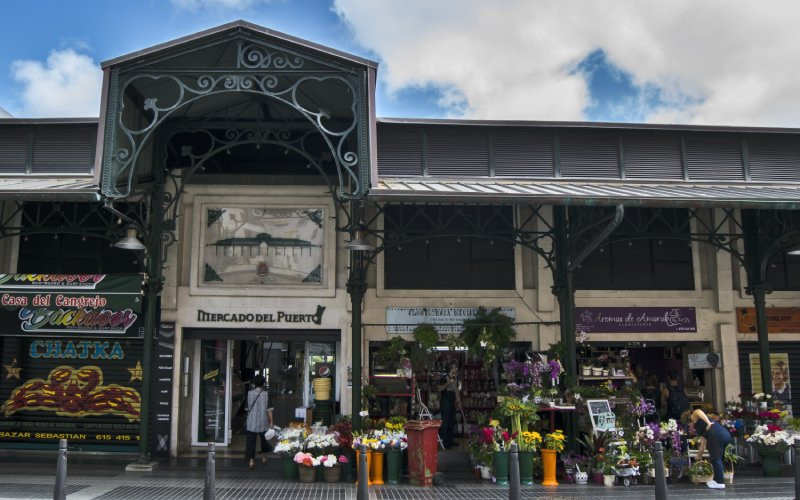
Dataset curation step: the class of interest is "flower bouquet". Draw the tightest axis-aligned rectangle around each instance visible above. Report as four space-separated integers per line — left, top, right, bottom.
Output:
320 454 342 482
542 430 565 486
294 452 320 483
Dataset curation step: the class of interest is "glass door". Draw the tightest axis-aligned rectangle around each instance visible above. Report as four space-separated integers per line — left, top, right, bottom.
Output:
194 339 232 445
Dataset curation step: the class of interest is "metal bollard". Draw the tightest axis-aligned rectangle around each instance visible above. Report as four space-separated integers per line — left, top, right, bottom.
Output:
203 442 216 500
53 439 67 500
357 444 369 500
794 439 800 500
508 442 521 500
653 442 668 500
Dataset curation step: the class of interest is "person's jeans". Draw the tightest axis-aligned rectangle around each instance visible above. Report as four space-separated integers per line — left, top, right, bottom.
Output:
245 430 269 461
706 423 732 483
439 392 455 446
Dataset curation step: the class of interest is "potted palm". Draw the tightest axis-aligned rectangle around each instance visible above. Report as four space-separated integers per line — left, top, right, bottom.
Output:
461 307 516 372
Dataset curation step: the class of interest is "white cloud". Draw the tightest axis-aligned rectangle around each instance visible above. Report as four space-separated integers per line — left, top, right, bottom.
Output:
11 49 102 118
170 0 271 11
333 0 800 126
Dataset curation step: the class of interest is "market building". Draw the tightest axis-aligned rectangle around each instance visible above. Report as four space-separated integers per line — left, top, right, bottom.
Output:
0 20 799 462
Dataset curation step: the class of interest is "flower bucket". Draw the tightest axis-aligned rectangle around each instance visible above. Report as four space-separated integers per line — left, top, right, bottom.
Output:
298 465 317 483
592 471 604 484
370 451 385 485
519 451 534 485
324 464 341 483
312 378 332 401
281 455 299 480
493 450 509 486
603 474 615 486
386 448 402 485
541 449 558 486
760 451 782 477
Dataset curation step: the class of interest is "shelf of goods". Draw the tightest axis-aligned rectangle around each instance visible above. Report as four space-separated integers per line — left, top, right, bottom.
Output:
461 366 496 426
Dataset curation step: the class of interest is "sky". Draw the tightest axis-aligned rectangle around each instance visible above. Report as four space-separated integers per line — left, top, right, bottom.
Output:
1 0 800 127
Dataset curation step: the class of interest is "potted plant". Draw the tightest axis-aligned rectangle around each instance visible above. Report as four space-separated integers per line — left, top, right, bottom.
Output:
747 424 792 476
602 463 616 486
518 431 542 485
542 429 565 486
320 454 341 482
483 419 513 485
461 307 516 372
374 336 409 371
723 443 741 484
330 416 354 481
689 460 714 485
274 427 304 480
294 452 319 483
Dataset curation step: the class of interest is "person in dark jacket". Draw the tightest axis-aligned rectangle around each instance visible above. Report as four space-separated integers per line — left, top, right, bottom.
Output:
691 408 731 489
661 370 689 421
245 374 273 469
437 363 460 448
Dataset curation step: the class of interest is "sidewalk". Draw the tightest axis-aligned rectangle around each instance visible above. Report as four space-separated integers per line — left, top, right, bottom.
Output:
0 453 796 499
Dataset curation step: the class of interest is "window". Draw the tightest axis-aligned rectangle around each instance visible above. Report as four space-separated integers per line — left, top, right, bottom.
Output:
383 204 515 290
17 202 140 274
767 252 800 291
574 207 694 290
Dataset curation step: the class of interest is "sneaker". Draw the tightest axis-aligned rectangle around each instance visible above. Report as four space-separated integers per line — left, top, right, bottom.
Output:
707 480 725 489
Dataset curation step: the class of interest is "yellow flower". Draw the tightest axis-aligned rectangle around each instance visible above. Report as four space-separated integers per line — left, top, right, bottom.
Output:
489 419 500 428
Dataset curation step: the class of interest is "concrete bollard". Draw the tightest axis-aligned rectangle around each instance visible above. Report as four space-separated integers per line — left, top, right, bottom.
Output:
653 442 668 500
357 444 369 500
53 439 67 500
794 439 800 500
203 442 216 500
508 442 520 500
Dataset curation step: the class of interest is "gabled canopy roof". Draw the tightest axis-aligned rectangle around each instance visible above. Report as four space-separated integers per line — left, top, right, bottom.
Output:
102 19 377 70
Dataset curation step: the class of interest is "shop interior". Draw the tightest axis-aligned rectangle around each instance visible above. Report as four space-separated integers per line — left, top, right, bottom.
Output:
194 335 337 451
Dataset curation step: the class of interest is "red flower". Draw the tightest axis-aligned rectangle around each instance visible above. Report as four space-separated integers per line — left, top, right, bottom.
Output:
502 431 511 442
480 427 494 444
767 424 783 433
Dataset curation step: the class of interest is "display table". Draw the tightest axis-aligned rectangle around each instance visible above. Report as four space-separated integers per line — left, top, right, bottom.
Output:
537 405 576 432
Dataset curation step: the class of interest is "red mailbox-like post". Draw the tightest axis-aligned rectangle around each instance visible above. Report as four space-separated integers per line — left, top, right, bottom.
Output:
404 420 442 486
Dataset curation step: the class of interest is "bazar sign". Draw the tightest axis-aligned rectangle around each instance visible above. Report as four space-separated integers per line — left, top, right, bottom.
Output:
385 307 516 334
0 274 143 337
737 307 800 333
196 305 326 325
575 307 697 333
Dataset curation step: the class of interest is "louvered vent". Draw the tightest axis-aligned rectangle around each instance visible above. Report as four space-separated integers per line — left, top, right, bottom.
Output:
31 125 95 174
492 128 554 177
622 132 683 180
427 126 489 176
559 131 620 178
377 124 423 176
685 134 743 181
0 128 29 173
748 134 800 182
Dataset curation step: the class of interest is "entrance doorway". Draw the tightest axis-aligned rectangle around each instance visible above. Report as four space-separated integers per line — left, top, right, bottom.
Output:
190 336 338 451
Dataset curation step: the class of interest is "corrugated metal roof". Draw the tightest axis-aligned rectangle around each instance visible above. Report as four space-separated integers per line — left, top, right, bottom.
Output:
371 178 800 209
0 177 99 201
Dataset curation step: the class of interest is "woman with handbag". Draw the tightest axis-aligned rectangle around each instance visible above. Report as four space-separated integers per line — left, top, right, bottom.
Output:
691 408 731 490
245 374 273 469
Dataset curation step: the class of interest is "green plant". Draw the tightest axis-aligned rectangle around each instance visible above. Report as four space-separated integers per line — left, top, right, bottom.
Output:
690 460 713 477
602 464 616 475
375 336 409 370
461 307 516 372
724 444 742 470
788 417 800 432
361 384 377 410
412 323 439 350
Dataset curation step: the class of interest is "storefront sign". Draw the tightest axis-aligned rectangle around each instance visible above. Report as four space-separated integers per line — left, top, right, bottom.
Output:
196 305 326 325
385 307 516 334
737 307 800 333
0 336 142 445
575 307 697 333
0 274 144 338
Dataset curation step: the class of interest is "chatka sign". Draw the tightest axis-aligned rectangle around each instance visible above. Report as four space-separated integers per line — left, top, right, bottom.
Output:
575 307 697 333
0 274 144 338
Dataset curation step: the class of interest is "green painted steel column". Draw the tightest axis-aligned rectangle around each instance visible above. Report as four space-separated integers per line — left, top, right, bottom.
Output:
742 210 773 400
348 249 366 432
138 176 165 463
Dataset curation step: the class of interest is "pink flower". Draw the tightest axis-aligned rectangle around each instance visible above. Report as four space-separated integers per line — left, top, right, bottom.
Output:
338 455 349 464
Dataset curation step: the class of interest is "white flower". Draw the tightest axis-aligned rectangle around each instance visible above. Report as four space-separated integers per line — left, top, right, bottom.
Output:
359 410 369 417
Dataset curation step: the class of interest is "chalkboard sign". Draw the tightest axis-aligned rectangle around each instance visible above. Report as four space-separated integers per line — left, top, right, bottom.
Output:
586 399 616 434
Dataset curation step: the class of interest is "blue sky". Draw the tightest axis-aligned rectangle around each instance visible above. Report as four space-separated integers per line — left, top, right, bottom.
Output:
2 0 799 126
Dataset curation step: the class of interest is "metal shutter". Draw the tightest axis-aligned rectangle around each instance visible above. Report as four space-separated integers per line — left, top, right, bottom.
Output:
377 124 423 176
492 128 554 177
427 126 490 177
747 134 800 182
0 128 29 173
685 134 744 181
622 132 683 180
31 125 95 174
738 342 800 416
559 131 620 178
